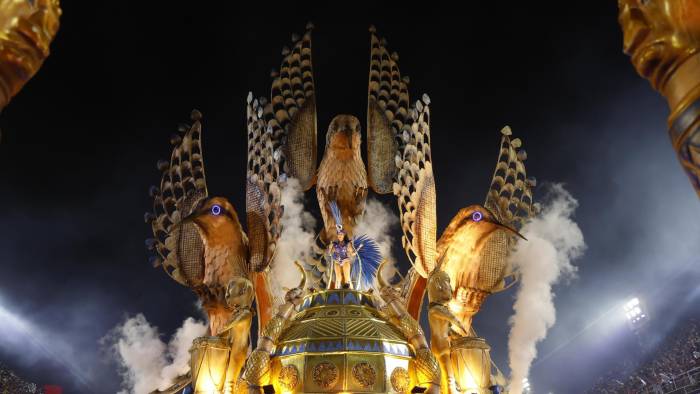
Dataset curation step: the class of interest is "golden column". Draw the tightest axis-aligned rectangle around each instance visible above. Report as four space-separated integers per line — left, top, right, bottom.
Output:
0 0 61 111
618 0 700 198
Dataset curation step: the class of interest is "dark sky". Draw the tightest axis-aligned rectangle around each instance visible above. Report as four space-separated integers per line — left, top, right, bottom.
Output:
1 2 699 393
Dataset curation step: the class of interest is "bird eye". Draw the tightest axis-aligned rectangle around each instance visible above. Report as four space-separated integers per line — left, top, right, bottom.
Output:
472 211 483 222
211 204 222 216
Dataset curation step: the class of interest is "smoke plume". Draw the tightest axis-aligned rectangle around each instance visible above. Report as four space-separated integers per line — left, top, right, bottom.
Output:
507 184 585 394
270 177 317 300
354 198 399 286
104 314 207 394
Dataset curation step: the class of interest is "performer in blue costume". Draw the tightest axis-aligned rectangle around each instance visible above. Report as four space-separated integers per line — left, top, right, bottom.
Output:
326 201 382 290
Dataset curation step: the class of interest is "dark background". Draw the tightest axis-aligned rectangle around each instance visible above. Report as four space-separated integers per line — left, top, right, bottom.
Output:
1 2 699 393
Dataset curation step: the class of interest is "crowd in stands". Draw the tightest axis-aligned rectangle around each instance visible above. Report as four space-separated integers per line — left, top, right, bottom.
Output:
0 362 43 394
587 319 700 393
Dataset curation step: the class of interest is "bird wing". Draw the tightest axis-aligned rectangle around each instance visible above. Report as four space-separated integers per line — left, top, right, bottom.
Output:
148 110 208 287
261 22 317 191
484 126 535 230
367 27 409 194
483 126 535 291
393 95 437 278
245 94 283 273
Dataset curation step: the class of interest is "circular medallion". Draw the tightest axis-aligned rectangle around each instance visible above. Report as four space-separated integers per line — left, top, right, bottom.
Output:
312 361 339 389
390 367 410 392
352 362 377 388
278 364 299 391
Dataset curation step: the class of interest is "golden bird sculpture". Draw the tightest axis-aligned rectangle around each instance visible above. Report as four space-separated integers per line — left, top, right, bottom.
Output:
316 114 368 240
379 28 535 329
147 101 284 335
394 115 535 330
258 25 410 243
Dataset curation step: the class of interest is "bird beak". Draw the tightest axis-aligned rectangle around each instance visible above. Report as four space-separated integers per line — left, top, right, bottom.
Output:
342 128 354 148
493 221 527 241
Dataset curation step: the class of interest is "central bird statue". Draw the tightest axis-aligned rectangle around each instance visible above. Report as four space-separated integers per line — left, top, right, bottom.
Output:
267 25 410 244
316 114 368 240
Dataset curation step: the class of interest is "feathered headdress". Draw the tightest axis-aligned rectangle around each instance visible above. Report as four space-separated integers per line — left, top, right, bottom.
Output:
329 200 344 233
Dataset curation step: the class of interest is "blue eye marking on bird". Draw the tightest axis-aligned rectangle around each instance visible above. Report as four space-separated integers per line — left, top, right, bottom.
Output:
211 204 223 216
472 211 483 222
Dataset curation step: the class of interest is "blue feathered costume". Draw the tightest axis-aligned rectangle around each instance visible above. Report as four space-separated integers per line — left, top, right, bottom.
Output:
326 201 382 290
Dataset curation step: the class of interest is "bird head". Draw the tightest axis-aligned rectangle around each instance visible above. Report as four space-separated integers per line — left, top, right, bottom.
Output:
440 204 525 257
182 197 244 246
326 114 361 158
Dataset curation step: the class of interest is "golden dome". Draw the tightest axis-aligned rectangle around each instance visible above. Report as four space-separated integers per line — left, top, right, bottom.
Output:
269 289 416 393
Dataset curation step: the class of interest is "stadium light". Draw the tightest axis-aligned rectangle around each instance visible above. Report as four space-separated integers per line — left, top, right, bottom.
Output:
623 297 648 329
523 378 531 392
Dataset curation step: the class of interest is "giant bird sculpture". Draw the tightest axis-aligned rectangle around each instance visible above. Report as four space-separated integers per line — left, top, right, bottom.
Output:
265 25 410 242
370 37 536 331
144 23 336 335
145 105 283 336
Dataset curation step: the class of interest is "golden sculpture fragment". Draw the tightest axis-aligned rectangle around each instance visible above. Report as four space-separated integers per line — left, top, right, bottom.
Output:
0 0 61 110
619 0 700 197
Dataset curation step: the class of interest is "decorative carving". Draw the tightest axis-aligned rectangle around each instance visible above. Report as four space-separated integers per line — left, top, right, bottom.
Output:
390 367 410 392
352 362 377 388
240 262 307 389
278 364 300 391
414 348 441 386
312 361 339 389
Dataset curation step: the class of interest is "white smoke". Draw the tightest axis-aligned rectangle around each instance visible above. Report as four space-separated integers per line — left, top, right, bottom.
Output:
105 314 207 394
354 198 399 286
507 184 585 394
270 177 317 300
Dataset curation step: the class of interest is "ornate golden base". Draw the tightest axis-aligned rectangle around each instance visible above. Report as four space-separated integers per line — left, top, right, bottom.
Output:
269 289 419 393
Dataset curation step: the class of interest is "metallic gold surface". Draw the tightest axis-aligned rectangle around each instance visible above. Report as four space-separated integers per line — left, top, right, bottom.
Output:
450 336 491 394
241 270 306 390
268 290 415 393
393 95 437 278
367 27 408 194
312 361 340 389
190 336 230 393
352 362 378 388
414 348 441 387
427 268 467 394
279 364 300 391
619 0 700 197
390 367 410 392
317 114 368 240
0 0 60 110
436 127 531 333
267 24 317 191
147 25 528 393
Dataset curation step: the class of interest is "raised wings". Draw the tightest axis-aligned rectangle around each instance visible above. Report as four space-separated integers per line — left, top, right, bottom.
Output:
484 126 535 231
246 94 283 272
367 26 411 194
393 95 437 279
261 22 317 191
477 126 535 292
148 110 209 287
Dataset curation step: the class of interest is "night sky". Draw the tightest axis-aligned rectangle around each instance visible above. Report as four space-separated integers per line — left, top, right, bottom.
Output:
1 2 699 393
